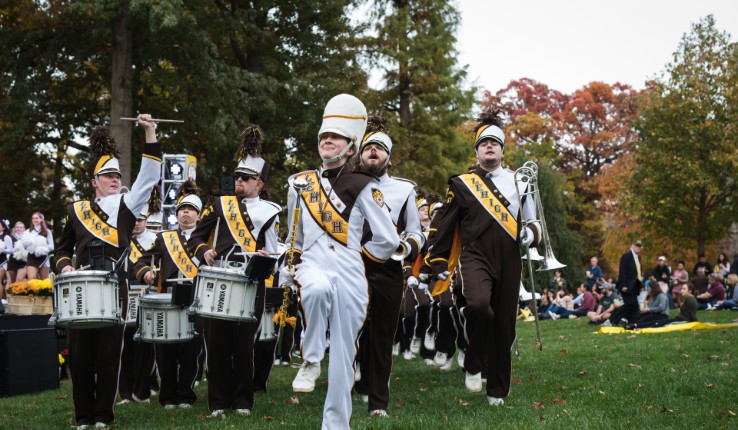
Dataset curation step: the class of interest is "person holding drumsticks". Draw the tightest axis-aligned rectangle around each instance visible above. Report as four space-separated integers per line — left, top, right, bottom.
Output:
134 180 204 410
187 124 281 417
52 115 162 429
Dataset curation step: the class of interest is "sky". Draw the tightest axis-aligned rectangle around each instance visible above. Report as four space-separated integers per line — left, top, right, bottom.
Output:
456 0 738 95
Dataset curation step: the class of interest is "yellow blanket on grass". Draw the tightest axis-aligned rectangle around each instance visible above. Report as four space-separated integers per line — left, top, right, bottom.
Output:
596 322 738 334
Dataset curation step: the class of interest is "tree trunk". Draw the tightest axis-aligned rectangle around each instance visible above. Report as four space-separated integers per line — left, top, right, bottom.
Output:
697 191 707 257
110 0 134 186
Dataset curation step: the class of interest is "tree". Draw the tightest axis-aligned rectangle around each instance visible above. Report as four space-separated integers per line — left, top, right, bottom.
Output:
363 0 476 193
629 15 738 256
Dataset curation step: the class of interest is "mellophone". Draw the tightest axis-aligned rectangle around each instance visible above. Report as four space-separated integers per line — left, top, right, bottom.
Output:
48 254 278 343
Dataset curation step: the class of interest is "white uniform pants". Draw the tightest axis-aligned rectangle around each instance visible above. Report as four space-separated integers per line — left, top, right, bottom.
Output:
297 242 368 430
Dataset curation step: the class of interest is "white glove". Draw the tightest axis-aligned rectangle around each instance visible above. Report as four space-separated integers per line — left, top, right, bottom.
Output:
279 266 296 287
418 282 429 291
520 226 534 248
436 271 451 281
407 276 419 289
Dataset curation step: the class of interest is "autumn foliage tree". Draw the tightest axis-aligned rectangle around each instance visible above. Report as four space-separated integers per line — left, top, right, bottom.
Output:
629 15 738 257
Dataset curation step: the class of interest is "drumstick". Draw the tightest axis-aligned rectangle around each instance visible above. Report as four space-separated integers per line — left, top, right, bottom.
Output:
238 251 282 257
120 117 184 123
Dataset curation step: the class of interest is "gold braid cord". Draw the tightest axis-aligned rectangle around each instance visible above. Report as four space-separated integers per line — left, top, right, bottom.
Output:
273 286 296 327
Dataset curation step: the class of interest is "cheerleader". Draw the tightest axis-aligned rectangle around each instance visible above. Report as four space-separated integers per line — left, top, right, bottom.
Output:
21 212 54 280
0 219 11 298
8 221 27 283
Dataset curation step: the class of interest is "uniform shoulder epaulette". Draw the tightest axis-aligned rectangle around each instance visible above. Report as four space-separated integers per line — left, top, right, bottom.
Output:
391 176 417 187
263 200 282 212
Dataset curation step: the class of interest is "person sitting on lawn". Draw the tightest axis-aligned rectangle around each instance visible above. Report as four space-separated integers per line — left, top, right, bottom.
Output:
696 273 726 310
549 284 595 320
710 274 737 310
624 282 698 329
540 287 573 319
624 280 670 328
587 283 618 324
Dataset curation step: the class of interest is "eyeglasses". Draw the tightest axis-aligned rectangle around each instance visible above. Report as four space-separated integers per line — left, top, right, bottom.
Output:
234 174 257 182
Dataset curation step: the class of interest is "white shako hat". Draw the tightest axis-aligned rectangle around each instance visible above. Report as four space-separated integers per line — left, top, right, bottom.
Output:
318 94 368 163
88 125 121 177
416 197 429 209
360 131 393 154
474 124 505 150
94 155 121 176
175 179 203 214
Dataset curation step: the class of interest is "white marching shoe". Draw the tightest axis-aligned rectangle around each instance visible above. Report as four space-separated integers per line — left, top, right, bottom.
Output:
392 342 400 356
402 350 415 360
409 337 421 354
433 352 448 367
465 371 483 392
292 361 321 392
487 396 504 406
424 332 436 351
370 409 388 417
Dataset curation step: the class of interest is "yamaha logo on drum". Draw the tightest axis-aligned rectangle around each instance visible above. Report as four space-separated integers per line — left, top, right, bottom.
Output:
156 311 164 338
75 286 84 316
217 284 227 312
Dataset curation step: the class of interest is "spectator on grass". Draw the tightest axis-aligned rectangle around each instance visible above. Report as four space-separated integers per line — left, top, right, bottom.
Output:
550 270 567 291
712 274 738 310
652 256 671 287
691 267 709 296
549 284 595 320
715 252 730 278
625 281 670 328
540 287 573 319
536 287 555 315
624 283 698 329
692 254 713 276
696 273 726 310
585 257 603 290
670 261 689 308
587 284 618 325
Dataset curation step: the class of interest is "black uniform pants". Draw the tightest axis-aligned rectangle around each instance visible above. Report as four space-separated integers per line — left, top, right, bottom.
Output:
118 326 155 401
68 325 125 425
154 337 202 406
355 258 403 411
459 249 521 398
434 287 457 356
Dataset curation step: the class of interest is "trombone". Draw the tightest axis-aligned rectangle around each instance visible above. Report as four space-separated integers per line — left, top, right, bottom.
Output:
391 232 412 262
514 161 566 351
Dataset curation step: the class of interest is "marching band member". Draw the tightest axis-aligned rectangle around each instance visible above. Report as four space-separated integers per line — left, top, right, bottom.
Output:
134 180 204 409
52 115 162 429
282 94 399 429
187 125 280 417
353 117 424 417
118 187 160 405
427 109 539 406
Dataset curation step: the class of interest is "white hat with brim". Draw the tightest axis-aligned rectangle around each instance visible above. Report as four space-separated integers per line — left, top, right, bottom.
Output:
176 194 202 213
361 131 393 154
474 124 505 150
234 155 266 177
318 94 367 162
94 155 121 176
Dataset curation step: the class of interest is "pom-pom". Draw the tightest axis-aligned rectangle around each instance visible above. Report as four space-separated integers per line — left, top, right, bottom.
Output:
365 115 389 135
89 125 119 157
176 179 200 200
235 124 263 161
475 107 503 128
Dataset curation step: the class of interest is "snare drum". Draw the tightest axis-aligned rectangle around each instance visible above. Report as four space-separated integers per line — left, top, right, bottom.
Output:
135 293 194 343
193 265 257 322
53 270 120 328
259 306 277 342
125 285 147 326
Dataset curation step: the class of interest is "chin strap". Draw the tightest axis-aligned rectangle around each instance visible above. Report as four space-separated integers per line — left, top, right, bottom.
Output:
321 142 355 164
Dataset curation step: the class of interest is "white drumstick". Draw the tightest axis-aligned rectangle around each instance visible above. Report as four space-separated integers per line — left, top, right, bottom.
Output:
120 117 184 123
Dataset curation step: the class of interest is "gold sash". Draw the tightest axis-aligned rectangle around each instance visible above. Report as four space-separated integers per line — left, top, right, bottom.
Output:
161 231 198 279
221 196 257 252
73 201 119 246
129 241 143 264
458 173 518 240
298 171 349 245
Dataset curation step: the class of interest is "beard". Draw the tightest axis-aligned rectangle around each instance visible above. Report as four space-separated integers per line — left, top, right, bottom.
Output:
360 160 387 177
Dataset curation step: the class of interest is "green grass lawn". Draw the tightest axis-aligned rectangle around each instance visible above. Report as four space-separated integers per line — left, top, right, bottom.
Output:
2 310 737 429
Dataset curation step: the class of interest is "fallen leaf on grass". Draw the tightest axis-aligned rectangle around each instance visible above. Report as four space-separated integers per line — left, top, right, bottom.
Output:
628 363 642 369
444 415 448 422
721 362 729 367
669 368 676 372
419 387 428 392
627 335 636 339
592 345 600 349
56 395 68 400
290 396 300 404
729 410 736 417
552 396 567 405
708 355 719 361
578 370 588 376
395 399 406 406
197 415 206 421
706 384 716 389
538 415 545 421
513 377 521 385
661 406 673 413
265 416 273 421
458 399 468 406
559 349 567 355
635 383 643 394
534 401 545 410
562 409 569 415
598 390 606 395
